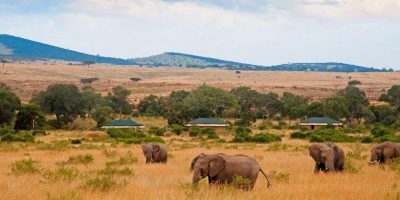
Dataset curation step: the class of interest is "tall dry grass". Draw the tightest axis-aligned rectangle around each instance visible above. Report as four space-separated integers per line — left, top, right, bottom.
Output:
0 131 398 200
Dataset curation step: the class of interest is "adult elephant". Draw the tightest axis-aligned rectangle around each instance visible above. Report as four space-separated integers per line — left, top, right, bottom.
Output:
309 143 345 173
190 153 271 190
369 141 400 164
141 143 168 164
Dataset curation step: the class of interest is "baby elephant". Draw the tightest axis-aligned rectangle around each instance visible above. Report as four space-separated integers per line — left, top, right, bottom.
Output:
190 153 271 190
141 143 167 164
369 141 400 164
309 143 345 173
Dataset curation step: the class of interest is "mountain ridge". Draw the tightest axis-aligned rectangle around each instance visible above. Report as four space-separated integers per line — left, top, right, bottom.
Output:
0 34 393 72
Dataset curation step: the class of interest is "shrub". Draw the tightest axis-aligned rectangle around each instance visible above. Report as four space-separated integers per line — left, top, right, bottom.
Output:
171 124 183 135
232 127 252 142
371 126 394 137
98 166 133 176
106 151 138 166
107 128 146 139
67 154 94 165
148 127 165 136
251 133 282 143
290 131 307 139
189 127 201 137
42 166 80 182
258 124 268 130
70 139 82 144
201 127 215 135
1 132 35 142
85 176 117 191
11 159 40 175
207 132 219 139
46 119 63 129
32 129 46 136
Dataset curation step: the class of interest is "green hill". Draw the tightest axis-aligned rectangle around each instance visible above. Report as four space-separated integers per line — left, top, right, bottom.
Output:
0 34 135 65
131 52 391 72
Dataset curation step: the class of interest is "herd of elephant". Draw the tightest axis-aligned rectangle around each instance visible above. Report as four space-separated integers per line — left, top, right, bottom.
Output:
141 141 400 190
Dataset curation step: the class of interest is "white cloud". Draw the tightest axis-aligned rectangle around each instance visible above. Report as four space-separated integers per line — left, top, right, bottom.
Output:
1 0 399 69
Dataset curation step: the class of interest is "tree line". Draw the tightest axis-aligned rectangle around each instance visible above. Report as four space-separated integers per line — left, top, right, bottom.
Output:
1 82 400 131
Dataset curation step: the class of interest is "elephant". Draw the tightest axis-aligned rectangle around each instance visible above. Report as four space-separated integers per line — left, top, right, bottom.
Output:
190 153 271 190
309 143 345 173
369 141 400 164
141 143 168 164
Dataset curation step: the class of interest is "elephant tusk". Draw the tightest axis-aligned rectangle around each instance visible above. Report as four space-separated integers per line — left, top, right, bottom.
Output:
368 160 378 164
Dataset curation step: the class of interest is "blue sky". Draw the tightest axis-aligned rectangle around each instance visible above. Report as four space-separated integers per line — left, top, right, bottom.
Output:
1 0 400 69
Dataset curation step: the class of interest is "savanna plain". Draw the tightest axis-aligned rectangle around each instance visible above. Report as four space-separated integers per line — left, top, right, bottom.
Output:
1 62 400 200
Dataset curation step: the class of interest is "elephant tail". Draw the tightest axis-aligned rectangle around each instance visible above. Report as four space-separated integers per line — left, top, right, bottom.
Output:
259 168 272 188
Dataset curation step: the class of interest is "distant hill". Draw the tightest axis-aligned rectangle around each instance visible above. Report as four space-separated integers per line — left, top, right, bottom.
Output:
131 52 391 72
0 34 135 65
0 35 392 72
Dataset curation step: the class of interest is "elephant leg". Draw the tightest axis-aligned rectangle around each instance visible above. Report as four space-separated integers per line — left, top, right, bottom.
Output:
314 163 320 173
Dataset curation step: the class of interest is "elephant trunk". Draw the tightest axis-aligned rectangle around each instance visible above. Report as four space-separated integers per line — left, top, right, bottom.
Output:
370 152 378 164
192 170 201 184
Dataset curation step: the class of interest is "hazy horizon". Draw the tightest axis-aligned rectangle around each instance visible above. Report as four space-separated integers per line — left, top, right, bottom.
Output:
1 0 399 69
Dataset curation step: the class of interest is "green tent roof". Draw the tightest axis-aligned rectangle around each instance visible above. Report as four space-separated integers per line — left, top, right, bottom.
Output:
187 118 228 125
102 120 143 127
301 117 340 124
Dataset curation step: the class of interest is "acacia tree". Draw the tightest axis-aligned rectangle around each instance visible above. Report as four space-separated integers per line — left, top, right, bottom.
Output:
31 84 83 124
261 92 283 120
163 90 192 125
322 96 350 120
83 61 95 68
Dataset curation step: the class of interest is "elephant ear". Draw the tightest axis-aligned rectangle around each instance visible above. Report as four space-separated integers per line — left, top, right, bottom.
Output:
190 153 205 172
209 155 225 177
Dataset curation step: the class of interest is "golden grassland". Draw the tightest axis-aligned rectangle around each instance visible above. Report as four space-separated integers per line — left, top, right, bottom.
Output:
0 128 399 200
1 61 400 103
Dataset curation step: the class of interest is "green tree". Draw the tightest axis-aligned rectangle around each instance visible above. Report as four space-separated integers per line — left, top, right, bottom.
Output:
0 83 21 127
81 86 103 118
92 106 114 126
14 104 45 130
31 84 83 124
281 92 308 122
164 90 192 125
230 87 261 114
379 85 400 112
322 96 350 120
138 95 165 116
106 86 132 115
336 86 369 125
369 105 397 126
306 102 324 117
188 86 237 117
262 92 283 119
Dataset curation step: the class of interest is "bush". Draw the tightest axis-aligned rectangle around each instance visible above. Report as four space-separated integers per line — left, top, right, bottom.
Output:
258 124 268 130
11 159 40 175
371 126 394 137
361 136 373 143
1 131 35 142
85 176 117 191
207 132 219 139
32 129 46 136
290 131 307 139
148 127 165 136
251 133 282 143
67 154 94 165
201 128 215 135
171 124 183 135
70 139 82 144
189 127 201 137
107 128 146 139
46 119 63 129
232 127 252 142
